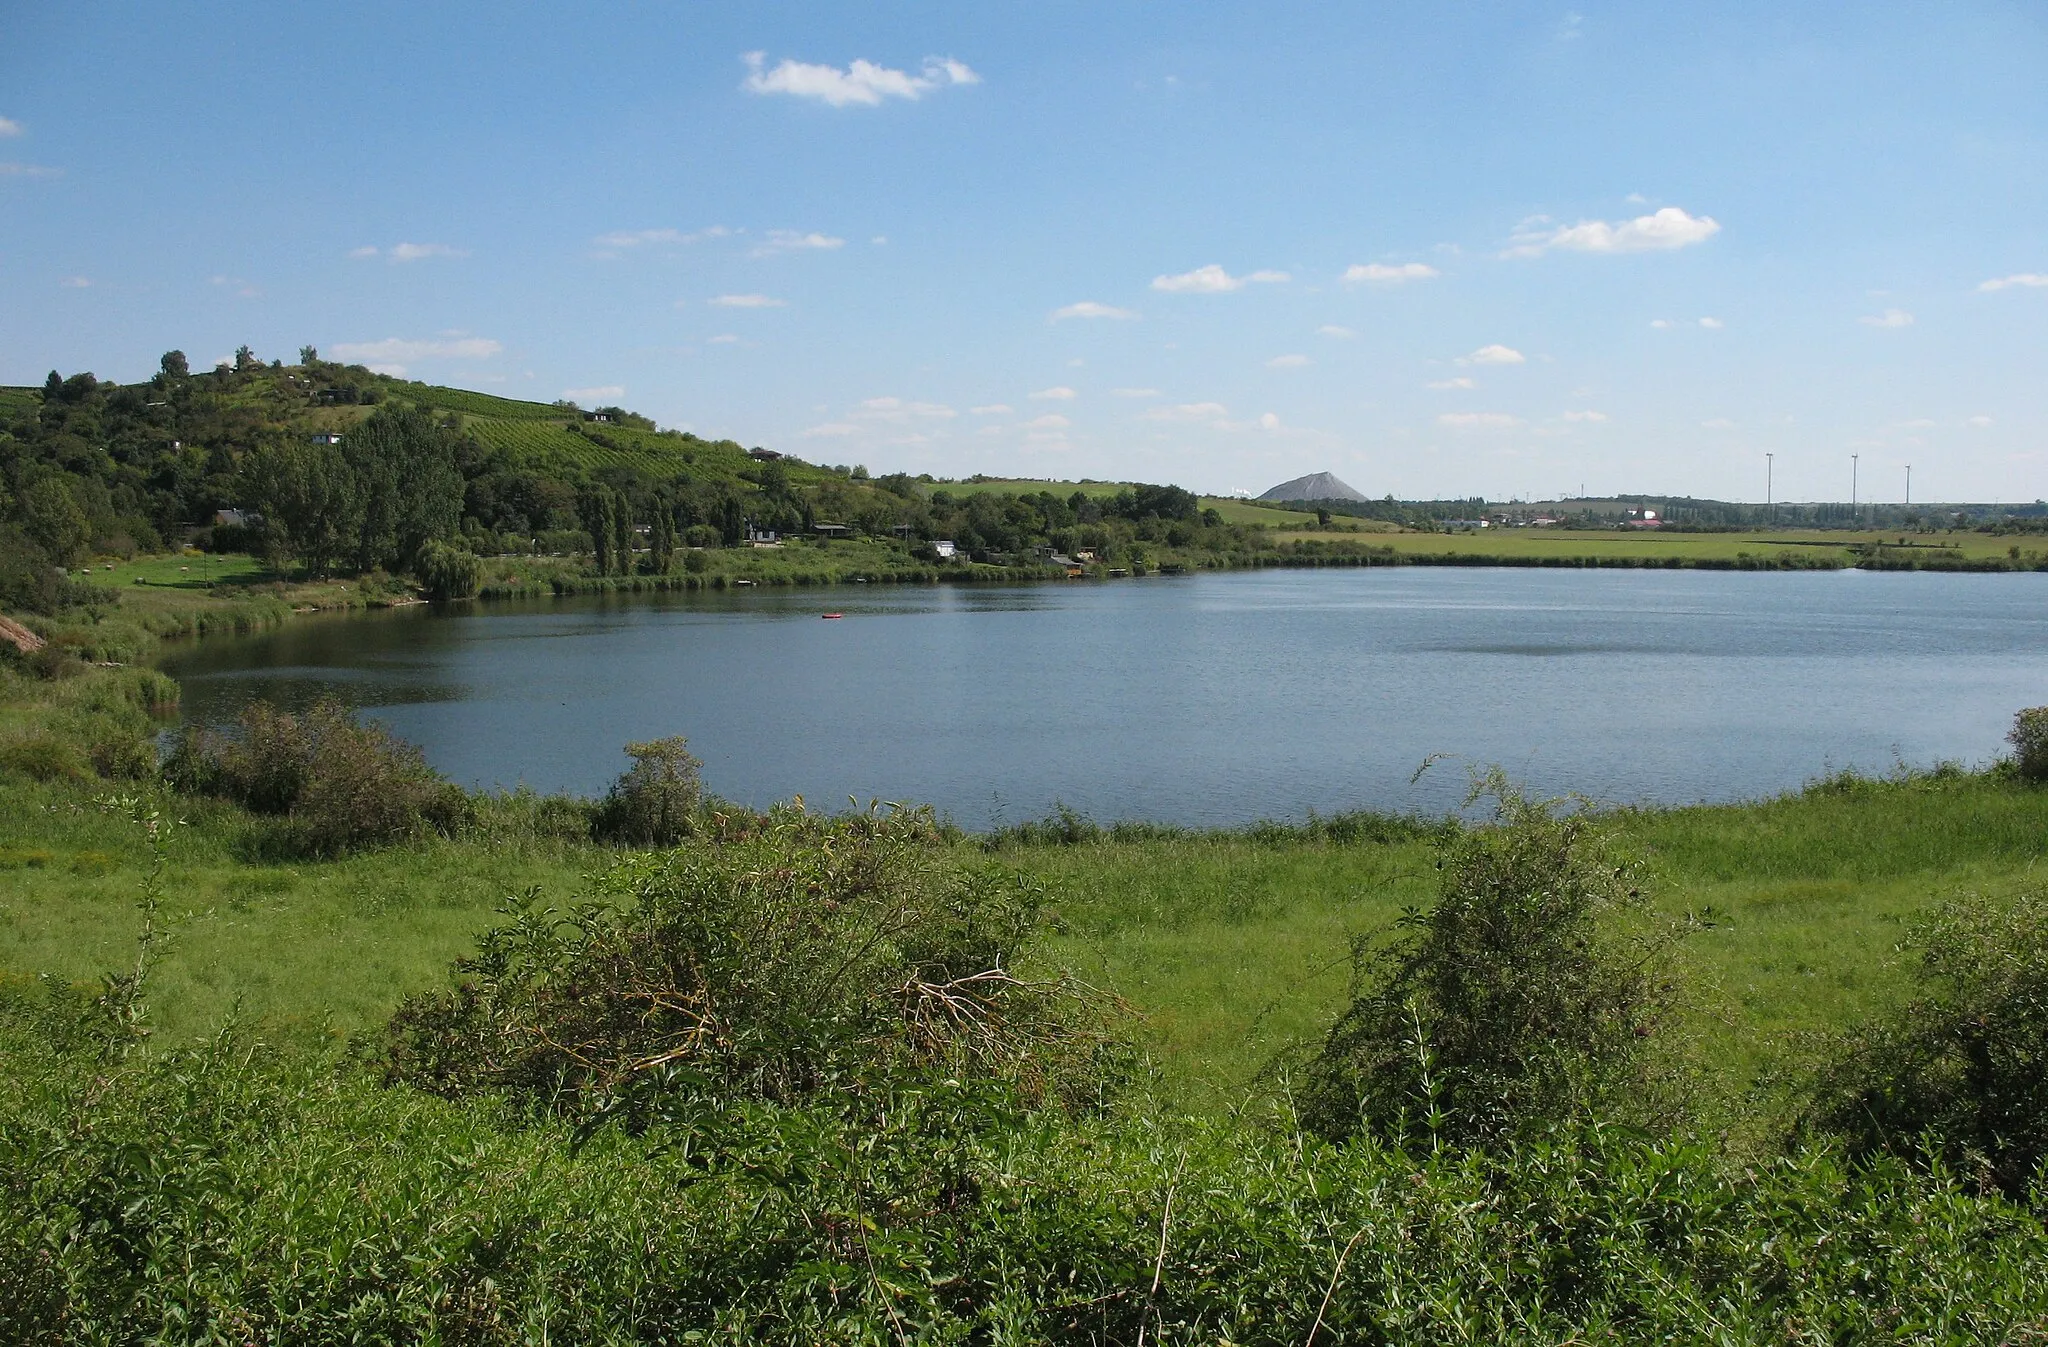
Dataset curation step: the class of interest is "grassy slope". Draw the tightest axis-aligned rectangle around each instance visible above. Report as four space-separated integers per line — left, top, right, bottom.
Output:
6 752 2040 1122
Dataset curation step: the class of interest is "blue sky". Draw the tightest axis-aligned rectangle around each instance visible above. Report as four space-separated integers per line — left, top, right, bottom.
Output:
2 2 2043 502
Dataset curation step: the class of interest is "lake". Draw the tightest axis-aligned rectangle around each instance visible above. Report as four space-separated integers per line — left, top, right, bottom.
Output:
158 568 2048 829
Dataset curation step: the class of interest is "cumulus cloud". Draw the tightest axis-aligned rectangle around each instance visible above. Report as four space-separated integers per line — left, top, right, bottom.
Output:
741 51 979 107
856 396 955 421
1461 344 1525 365
1258 412 1281 431
1698 316 1724 329
801 422 859 438
1316 324 1357 339
1427 377 1478 390
1860 308 1914 328
1051 300 1138 321
1265 354 1311 368
562 385 625 402
1030 386 1078 400
595 226 730 250
1111 387 1162 398
1979 274 2048 292
1437 412 1522 430
752 229 844 256
1024 414 1071 430
1142 401 1230 422
970 404 1013 415
1966 415 1995 427
1342 262 1438 284
1561 410 1609 423
1506 206 1720 258
0 117 21 137
390 242 466 262
1150 264 1290 294
706 333 741 344
709 293 786 308
330 337 504 362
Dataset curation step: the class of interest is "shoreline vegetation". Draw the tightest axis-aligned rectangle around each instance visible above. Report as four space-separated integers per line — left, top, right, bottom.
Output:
8 362 2048 1337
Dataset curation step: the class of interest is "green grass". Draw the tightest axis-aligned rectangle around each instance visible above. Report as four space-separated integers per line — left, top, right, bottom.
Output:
1363 526 2039 566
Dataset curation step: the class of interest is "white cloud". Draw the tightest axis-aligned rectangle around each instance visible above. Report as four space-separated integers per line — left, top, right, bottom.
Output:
1978 274 2048 292
1701 418 1737 430
1258 412 1281 431
1650 319 1673 329
1150 264 1290 294
595 226 730 249
1860 308 1914 328
1966 415 1995 427
1030 386 1078 400
367 364 407 377
871 235 887 245
741 51 979 107
1265 353 1311 368
801 422 859 438
0 162 60 177
1316 324 1357 339
1699 317 1724 329
1142 401 1230 422
208 274 263 298
752 229 844 256
330 337 504 362
388 242 466 262
1342 262 1439 284
706 333 741 344
348 246 379 259
1051 300 1138 321
1561 410 1609 423
562 385 625 402
1506 206 1721 258
1024 414 1071 430
1462 344 1525 365
1427 377 1478 390
0 118 22 137
709 293 787 308
1437 412 1522 430
1111 387 1162 398
59 276 90 288
856 396 955 421
970 404 1013 415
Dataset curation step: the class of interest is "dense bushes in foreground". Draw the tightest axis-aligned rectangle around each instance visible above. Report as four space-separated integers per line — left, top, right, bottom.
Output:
3 1012 2045 1343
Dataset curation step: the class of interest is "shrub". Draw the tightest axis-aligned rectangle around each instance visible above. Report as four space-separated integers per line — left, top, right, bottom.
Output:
0 733 90 784
1297 772 1688 1147
1802 888 2048 1196
164 700 468 855
591 735 703 846
381 805 1125 1125
2008 706 2048 781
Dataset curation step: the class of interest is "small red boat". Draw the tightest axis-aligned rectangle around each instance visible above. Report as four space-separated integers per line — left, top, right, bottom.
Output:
821 612 844 619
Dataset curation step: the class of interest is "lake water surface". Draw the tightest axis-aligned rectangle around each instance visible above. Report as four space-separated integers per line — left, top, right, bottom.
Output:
158 569 2048 829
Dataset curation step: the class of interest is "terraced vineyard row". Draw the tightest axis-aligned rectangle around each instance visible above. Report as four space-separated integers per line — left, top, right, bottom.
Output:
410 386 569 420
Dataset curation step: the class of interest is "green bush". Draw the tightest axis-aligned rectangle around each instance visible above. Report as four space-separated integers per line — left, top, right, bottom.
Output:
591 735 703 846
381 805 1124 1124
1802 888 2048 1196
0 732 90 784
2009 706 2048 781
164 700 468 855
414 538 484 601
1298 773 1689 1147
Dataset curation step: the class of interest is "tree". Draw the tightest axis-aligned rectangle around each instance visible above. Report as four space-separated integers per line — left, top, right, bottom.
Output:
579 488 614 575
610 488 632 575
159 350 189 380
18 476 89 564
298 346 319 366
647 493 675 574
245 439 361 578
344 407 464 572
234 345 259 373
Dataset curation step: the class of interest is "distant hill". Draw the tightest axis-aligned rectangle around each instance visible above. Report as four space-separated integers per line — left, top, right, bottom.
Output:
1257 471 1367 503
